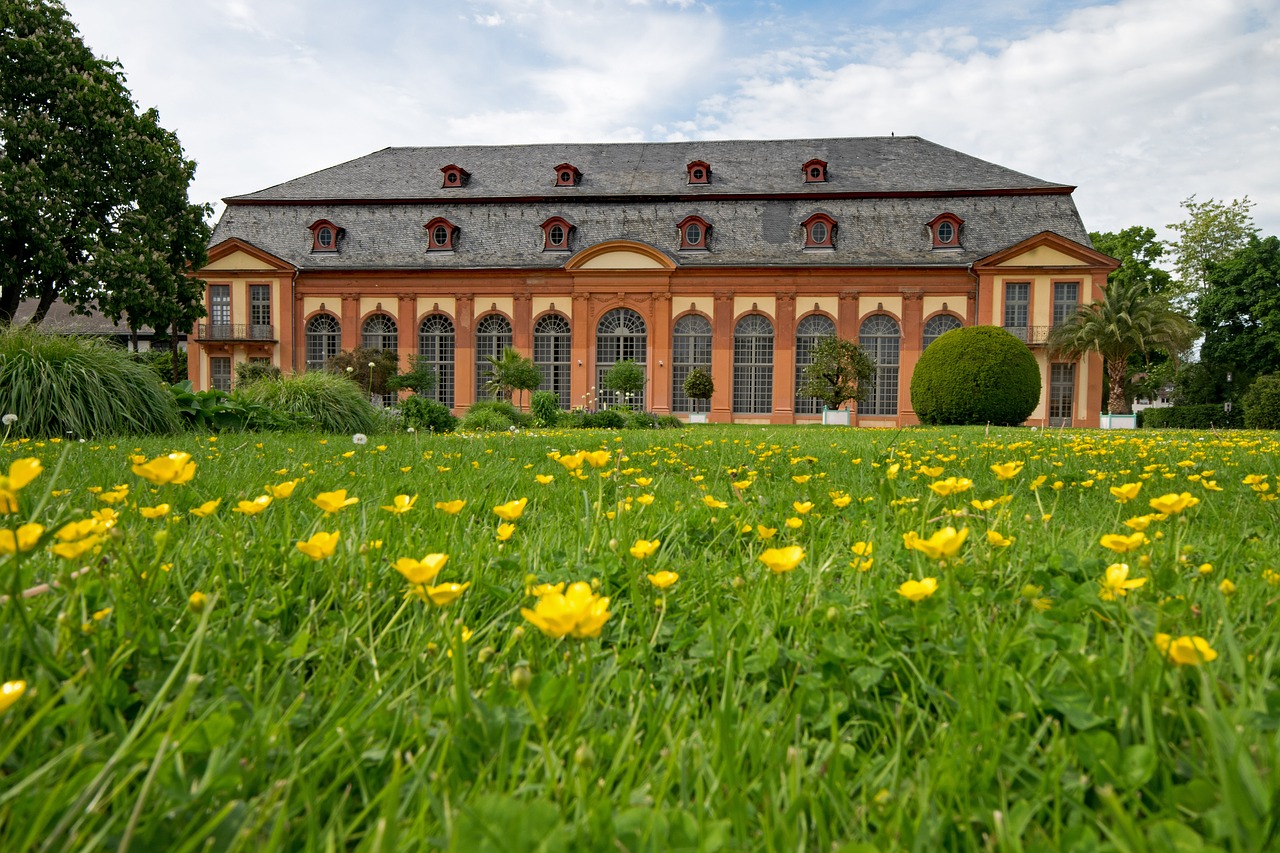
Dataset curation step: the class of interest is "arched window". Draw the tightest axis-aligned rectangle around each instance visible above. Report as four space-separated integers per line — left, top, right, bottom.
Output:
923 314 962 349
362 313 398 351
534 314 572 409
859 315 900 417
733 314 774 415
475 314 513 402
595 308 646 410
671 314 712 414
794 314 836 415
418 314 455 409
305 314 340 372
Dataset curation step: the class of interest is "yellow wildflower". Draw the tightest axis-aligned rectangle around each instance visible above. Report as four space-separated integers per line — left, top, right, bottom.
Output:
536 474 555 485
556 452 585 471
233 495 272 515
928 477 973 497
702 495 728 509
190 499 221 518
296 530 340 560
188 591 207 613
521 581 611 638
97 485 129 504
312 490 358 513
132 452 195 485
1100 531 1147 553
793 501 814 515
265 479 302 499
1155 634 1217 666
138 504 171 520
1148 492 1200 515
380 494 418 514
496 523 516 542
1110 482 1142 502
986 530 1013 548
0 458 43 513
831 494 852 508
1219 578 1236 595
394 554 449 585
898 577 939 602
419 582 470 606
1099 563 1146 600
1 680 28 714
990 461 1023 480
582 450 611 468
785 517 803 529
636 494 655 506
629 538 660 559
759 545 805 574
792 474 811 484
435 499 466 514
0 522 43 554
493 498 528 521
756 525 778 540
647 571 679 589
902 526 968 560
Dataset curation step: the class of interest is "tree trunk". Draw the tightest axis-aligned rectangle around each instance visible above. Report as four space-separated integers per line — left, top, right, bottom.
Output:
29 284 57 325
1107 358 1132 414
170 325 181 384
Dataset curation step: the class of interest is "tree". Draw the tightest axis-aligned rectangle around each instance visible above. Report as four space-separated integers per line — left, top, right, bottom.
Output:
1196 235 1280 392
0 1 208 331
1047 278 1197 414
1090 227 1174 296
1167 196 1257 305
798 337 875 411
328 347 400 399
386 355 437 395
602 360 646 408
682 367 714 408
484 347 541 407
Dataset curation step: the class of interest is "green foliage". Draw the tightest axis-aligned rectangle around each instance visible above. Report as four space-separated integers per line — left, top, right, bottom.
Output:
1142 404 1243 429
385 355 437 395
398 395 457 434
168 381 302 432
132 349 188 384
327 347 400 398
911 326 1040 425
1243 375 1280 429
1090 226 1174 296
603 360 646 400
682 367 715 401
798 336 875 410
1167 196 1258 303
0 325 179 436
1198 235 1280 383
562 408 628 429
484 347 542 406
530 390 560 427
235 371 380 434
233 360 282 387
461 400 533 432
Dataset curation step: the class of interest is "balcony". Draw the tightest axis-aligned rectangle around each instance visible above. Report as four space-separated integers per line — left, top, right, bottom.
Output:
197 323 276 342
1003 326 1051 345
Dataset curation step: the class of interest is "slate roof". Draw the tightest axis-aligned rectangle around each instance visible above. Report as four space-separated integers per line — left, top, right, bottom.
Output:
211 136 1092 269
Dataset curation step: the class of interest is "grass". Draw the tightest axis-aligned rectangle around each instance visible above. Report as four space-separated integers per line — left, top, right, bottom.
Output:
2 425 1279 851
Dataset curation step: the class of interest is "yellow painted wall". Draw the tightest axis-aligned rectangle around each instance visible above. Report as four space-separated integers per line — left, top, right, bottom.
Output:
923 296 963 318
734 295 775 319
359 297 397 318
418 296 457 319
303 297 337 319
475 296 514 320
860 295 902 320
676 298 709 318
203 250 278 271
799 296 839 320
996 246 1089 267
532 296 570 319
579 250 665 269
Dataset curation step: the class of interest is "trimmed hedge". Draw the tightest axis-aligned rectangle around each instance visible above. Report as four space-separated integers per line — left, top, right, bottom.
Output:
1142 404 1244 429
1243 375 1280 429
910 326 1041 425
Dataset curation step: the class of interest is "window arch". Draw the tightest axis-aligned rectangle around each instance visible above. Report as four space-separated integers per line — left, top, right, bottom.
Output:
534 314 572 409
596 308 646 410
671 314 712 414
923 314 962 349
418 314 455 409
362 313 398 352
733 314 774 415
859 315 900 417
305 314 340 372
794 313 836 415
475 314 513 402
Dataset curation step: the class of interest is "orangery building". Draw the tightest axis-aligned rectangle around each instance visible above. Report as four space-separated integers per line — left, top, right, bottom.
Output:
191 136 1117 426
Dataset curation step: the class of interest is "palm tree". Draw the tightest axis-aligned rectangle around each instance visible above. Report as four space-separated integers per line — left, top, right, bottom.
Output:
1047 278 1197 414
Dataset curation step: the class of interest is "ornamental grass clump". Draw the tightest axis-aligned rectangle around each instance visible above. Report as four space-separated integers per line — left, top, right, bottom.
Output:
235 370 379 434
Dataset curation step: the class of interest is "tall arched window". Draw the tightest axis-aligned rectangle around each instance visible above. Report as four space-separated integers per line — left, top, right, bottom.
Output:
794 313 836 415
859 315 900 416
733 314 774 415
418 314 455 409
671 314 712 414
595 308 646 410
362 313 398 351
534 314 572 409
475 314 513 402
305 314 340 372
923 314 962 349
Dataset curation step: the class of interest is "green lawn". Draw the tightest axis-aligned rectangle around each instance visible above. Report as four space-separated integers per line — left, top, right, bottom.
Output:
2 426 1279 851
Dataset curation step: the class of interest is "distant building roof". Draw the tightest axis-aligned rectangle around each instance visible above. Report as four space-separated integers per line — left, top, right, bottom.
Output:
12 300 160 336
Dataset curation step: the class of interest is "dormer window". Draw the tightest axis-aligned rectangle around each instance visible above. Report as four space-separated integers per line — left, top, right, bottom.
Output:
802 159 828 183
802 213 836 249
541 216 573 251
553 163 581 187
677 215 710 250
309 219 342 253
425 217 458 252
928 213 964 248
440 164 470 188
687 160 711 185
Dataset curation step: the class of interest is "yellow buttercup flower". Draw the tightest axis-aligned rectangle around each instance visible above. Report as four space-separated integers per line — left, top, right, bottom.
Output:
1099 563 1146 600
733 479 753 490
132 452 195 485
850 541 873 557
759 545 805 574
918 465 944 478
1219 578 1236 595
435 499 466 514
188 591 208 613
792 474 812 484
51 535 102 560
898 577 938 602
0 458 43 512
420 582 470 606
702 495 728 509
556 452 585 471
986 530 1013 548
637 494 655 506
1155 633 1217 666
582 450 611 468
190 499 221 518
1110 482 1142 502
138 504 171 520
1123 514 1156 532
831 494 852 508
784 517 803 529
990 461 1023 480
493 497 528 521
756 525 778 540
634 477 653 487
1148 492 1200 515
394 554 449 585
496 523 516 542
0 680 27 715
0 523 44 554
1100 531 1148 553
312 490 358 513
536 474 555 485
234 495 272 516
381 494 418 514
902 526 968 560
793 501 814 515
97 485 129 504
527 581 565 598
629 538 661 559
521 581 611 638
928 477 973 497
296 530 340 560
265 478 303 499
885 463 900 480
647 571 679 589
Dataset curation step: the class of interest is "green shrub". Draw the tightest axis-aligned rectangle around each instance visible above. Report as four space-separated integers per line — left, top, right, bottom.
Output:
625 410 658 429
464 400 533 429
169 381 305 432
399 395 457 433
530 391 560 427
1142 404 1244 429
584 409 626 429
682 367 715 404
1243 375 1280 429
656 415 683 429
0 326 180 437
235 360 283 387
132 349 188 384
461 407 513 432
235 371 379 434
910 326 1041 425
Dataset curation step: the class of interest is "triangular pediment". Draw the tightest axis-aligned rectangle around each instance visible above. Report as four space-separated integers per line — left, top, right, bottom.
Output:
975 231 1118 272
201 238 296 273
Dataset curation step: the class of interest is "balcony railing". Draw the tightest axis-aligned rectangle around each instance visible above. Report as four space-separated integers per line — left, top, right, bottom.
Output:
197 323 275 342
1003 326 1051 345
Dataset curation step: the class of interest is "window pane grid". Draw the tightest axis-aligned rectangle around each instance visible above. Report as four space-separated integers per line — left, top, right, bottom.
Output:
249 285 270 329
362 314 398 352
475 314 513 402
1049 363 1075 426
418 314 454 409
210 285 230 327
1004 282 1030 333
858 315 900 417
534 314 572 409
210 357 231 392
733 315 774 415
923 314 962 349
672 314 712 413
1053 282 1079 327
794 314 835 415
305 314 340 372
595 309 646 410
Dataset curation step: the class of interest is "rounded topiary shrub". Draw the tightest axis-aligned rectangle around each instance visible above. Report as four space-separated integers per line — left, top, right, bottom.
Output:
0 326 180 437
236 371 379 434
398 395 457 434
1243 374 1280 429
910 326 1041 425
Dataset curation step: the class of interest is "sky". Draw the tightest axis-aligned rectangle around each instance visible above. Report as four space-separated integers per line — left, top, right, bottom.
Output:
61 0 1280 242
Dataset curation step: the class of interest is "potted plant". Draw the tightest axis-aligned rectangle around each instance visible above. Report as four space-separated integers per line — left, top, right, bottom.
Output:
797 337 874 425
682 367 714 423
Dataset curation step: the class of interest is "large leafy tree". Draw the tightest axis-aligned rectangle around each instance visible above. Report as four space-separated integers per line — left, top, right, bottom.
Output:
1167 196 1257 306
1090 227 1173 296
0 0 208 331
1047 278 1197 414
1197 235 1280 389
798 336 875 410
